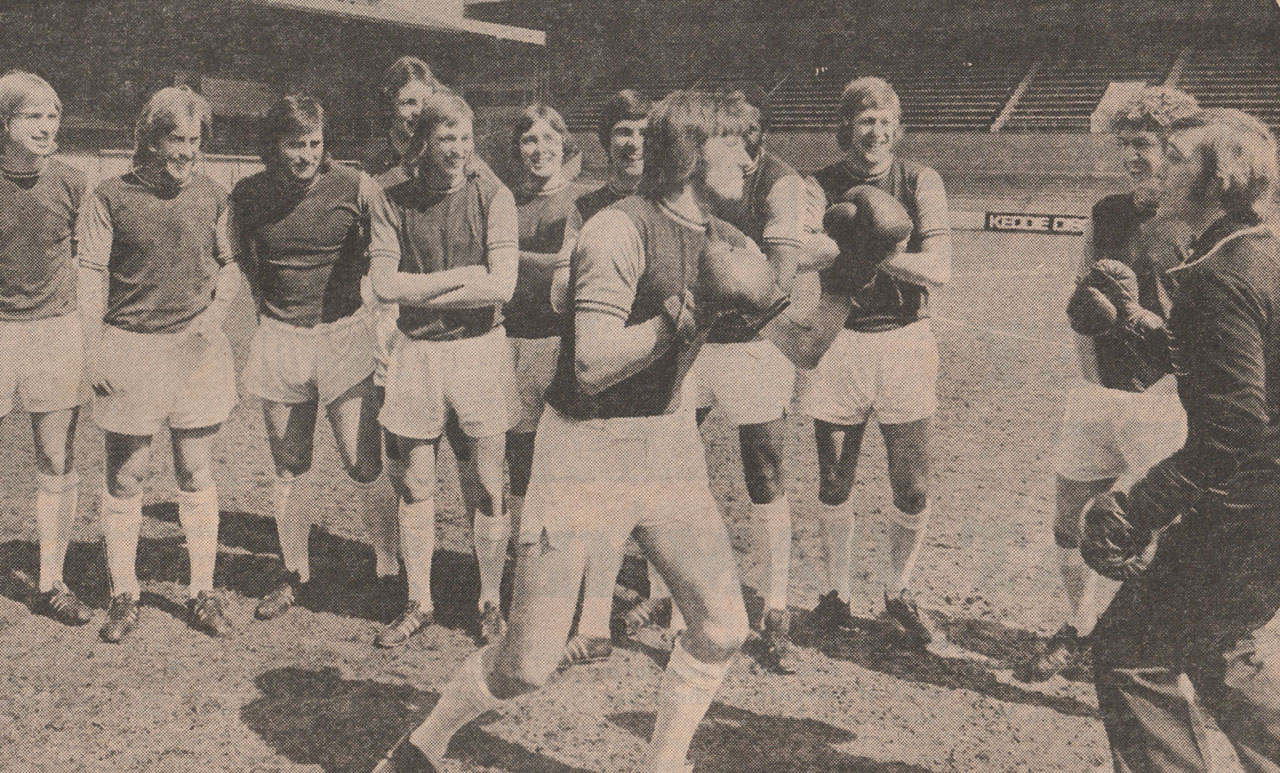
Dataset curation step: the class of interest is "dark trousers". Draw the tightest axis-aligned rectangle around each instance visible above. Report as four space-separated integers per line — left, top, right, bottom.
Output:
1093 473 1280 772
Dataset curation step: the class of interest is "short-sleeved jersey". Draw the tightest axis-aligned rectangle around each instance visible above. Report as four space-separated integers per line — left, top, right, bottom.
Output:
708 151 805 343
575 181 632 223
1087 193 1189 392
372 169 517 341
231 163 373 327
813 157 950 332
79 172 232 334
506 182 582 339
0 159 86 321
545 195 750 420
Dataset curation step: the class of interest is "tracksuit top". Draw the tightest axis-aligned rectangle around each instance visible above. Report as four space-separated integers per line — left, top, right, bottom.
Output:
1150 213 1280 503
231 163 371 327
0 159 86 320
575 181 631 223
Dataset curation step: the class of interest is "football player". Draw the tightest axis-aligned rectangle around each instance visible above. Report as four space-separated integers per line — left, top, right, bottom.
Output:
1030 86 1198 681
379 88 770 773
0 71 91 626
695 85 806 671
232 95 391 620
78 86 243 642
778 76 953 648
367 91 518 648
1083 107 1280 773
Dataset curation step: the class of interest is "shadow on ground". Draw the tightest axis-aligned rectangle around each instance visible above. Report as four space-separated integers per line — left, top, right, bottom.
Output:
783 604 1097 718
0 505 490 632
242 666 594 773
610 702 933 772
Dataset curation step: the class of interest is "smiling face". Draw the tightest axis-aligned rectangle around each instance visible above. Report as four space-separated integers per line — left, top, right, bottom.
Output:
608 117 646 180
394 80 435 139
277 127 324 183
1116 129 1165 205
5 98 60 160
152 114 202 185
519 117 564 182
698 133 752 201
423 118 473 186
845 106 900 173
1158 127 1213 220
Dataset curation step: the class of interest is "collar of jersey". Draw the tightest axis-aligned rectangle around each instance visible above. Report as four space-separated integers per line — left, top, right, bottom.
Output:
656 198 709 231
414 167 472 194
525 178 567 197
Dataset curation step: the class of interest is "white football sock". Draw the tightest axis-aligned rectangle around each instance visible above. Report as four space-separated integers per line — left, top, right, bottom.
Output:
36 471 78 592
399 497 435 607
178 487 220 596
888 504 929 594
646 640 729 772
102 489 143 598
408 647 503 766
819 502 854 601
752 499 792 612
473 510 509 608
272 475 310 583
579 544 623 639
356 478 399 578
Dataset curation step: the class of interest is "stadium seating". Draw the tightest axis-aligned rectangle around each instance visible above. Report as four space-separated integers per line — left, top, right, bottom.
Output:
1002 49 1177 132
1177 46 1280 130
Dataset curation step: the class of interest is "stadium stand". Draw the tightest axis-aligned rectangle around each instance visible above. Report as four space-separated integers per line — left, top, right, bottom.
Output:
1001 48 1178 131
1177 45 1280 130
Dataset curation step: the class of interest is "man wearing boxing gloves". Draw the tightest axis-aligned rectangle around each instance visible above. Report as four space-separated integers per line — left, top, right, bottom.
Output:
779 76 952 648
1080 108 1280 771
1029 86 1198 682
375 88 784 773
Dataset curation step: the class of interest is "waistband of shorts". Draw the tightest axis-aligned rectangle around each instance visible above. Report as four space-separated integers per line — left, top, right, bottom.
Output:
257 307 371 337
841 318 932 336
0 311 80 329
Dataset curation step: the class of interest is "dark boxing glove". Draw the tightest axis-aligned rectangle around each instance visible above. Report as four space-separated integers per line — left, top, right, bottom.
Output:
697 236 790 337
819 185 913 295
1081 491 1159 581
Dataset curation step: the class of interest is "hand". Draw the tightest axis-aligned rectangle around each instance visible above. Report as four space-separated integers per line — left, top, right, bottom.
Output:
1081 491 1157 581
86 344 116 397
185 304 226 346
819 186 913 296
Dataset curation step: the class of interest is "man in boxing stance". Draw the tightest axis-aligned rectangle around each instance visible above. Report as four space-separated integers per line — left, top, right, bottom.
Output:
377 88 782 773
0 71 91 626
1082 107 1280 772
232 95 391 620
1029 85 1198 681
799 77 952 648
79 86 242 641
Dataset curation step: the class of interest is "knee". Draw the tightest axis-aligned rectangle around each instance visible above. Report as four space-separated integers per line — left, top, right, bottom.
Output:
1054 520 1081 549
744 463 785 505
818 483 850 507
274 450 312 479
488 655 552 700
688 606 749 661
107 464 147 500
176 464 215 493
399 470 436 505
892 487 928 518
345 457 382 486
